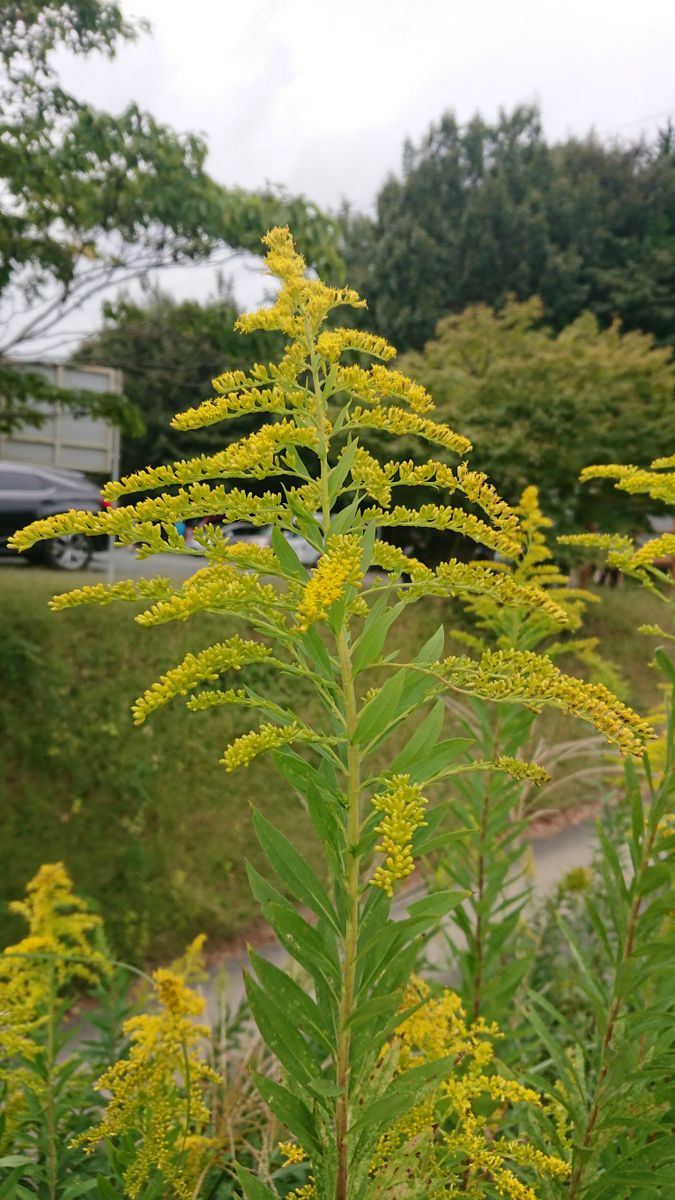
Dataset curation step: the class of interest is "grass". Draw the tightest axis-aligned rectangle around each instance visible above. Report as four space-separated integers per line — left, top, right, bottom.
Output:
0 565 664 964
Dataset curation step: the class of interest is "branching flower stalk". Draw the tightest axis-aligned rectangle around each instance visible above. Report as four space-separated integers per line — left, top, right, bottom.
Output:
10 229 654 1200
552 454 675 1198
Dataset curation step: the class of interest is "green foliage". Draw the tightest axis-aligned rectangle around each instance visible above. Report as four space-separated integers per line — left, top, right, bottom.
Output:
397 300 675 531
8 226 657 1200
76 289 284 476
340 105 675 354
0 2 340 432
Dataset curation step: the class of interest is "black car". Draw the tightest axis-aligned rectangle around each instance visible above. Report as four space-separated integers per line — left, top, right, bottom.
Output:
0 461 109 569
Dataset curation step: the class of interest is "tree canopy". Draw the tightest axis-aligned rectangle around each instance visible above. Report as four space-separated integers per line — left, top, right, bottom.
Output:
398 297 675 533
76 287 282 477
0 1 341 433
340 106 675 353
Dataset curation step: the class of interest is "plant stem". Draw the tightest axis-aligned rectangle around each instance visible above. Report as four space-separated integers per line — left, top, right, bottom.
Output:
46 962 57 1200
568 817 658 1199
471 712 501 1021
335 629 362 1200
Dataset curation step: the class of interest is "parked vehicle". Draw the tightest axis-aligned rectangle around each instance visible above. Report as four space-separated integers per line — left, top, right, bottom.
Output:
0 461 109 569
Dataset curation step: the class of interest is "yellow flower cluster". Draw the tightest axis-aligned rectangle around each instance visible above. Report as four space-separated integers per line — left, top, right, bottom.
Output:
370 977 569 1197
364 502 522 558
220 720 310 771
493 755 550 787
4 862 109 989
75 939 220 1200
170 385 294 432
233 227 365 339
370 539 432 580
279 1140 307 1165
49 576 174 612
580 456 675 505
131 636 272 725
370 775 428 896
350 446 395 506
316 327 396 363
0 866 110 1157
295 534 363 630
441 648 653 756
133 565 279 628
404 557 568 625
9 484 285 554
104 422 320 501
347 404 471 455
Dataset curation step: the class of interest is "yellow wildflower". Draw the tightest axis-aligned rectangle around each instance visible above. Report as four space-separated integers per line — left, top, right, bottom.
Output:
4 862 109 989
347 404 471 455
279 1140 307 1165
74 946 220 1200
442 648 654 756
295 534 363 630
131 636 272 725
220 720 315 771
370 775 428 896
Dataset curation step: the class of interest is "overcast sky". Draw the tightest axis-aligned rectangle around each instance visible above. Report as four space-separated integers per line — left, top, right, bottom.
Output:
40 0 675 342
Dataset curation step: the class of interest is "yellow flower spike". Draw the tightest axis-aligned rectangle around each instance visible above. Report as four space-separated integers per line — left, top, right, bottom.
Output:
105 423 320 501
49 577 174 612
73 949 220 1200
316 328 396 363
441 648 654 756
295 534 363 630
370 975 569 1195
370 775 428 896
279 1140 307 1166
4 862 109 989
370 539 432 580
220 720 317 771
134 565 279 628
364 501 522 558
131 637 273 725
347 404 471 456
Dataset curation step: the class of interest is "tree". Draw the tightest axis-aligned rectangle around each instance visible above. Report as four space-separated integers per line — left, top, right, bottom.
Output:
0 1 341 433
398 297 675 532
76 287 283 476
340 106 675 353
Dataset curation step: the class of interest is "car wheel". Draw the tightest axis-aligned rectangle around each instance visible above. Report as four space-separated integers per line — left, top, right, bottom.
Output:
41 534 93 570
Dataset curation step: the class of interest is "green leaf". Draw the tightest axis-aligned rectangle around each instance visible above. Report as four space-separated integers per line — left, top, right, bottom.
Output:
61 1182 98 1200
96 1179 122 1200
263 900 340 990
390 701 445 773
405 737 473 786
331 494 363 535
654 647 675 683
252 808 342 934
249 949 333 1051
0 1158 35 1170
244 971 323 1086
352 595 405 675
235 1165 279 1200
252 1073 320 1156
272 525 309 581
407 889 468 919
349 1055 456 1135
328 440 359 505
354 670 405 746
415 625 444 665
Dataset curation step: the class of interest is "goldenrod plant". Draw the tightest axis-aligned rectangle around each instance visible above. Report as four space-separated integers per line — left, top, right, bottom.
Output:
9 230 653 1199
428 486 621 1024
519 454 675 1199
0 864 111 1198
